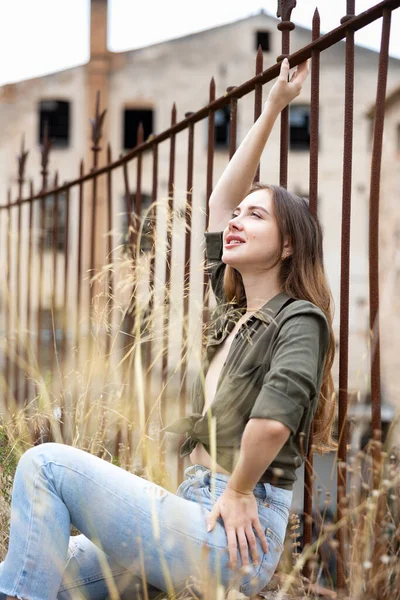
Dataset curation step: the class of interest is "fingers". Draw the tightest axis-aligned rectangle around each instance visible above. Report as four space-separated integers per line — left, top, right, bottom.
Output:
279 57 290 81
245 525 259 566
293 59 310 86
253 519 269 554
237 528 250 567
227 528 239 569
281 57 309 86
206 505 219 532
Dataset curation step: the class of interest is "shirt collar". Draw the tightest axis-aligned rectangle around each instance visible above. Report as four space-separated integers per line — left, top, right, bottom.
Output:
251 291 293 324
209 291 293 346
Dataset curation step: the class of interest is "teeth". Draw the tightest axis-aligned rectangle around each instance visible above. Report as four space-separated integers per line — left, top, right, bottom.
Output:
229 240 243 244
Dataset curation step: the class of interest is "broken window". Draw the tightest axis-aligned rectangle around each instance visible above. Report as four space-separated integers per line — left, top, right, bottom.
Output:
256 30 270 52
39 100 70 148
214 106 230 149
123 108 154 150
289 104 311 151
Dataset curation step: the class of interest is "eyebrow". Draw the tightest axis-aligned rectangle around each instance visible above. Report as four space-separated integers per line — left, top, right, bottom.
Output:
232 205 270 216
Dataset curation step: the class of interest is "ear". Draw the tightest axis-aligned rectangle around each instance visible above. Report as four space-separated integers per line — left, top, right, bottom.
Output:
282 237 293 258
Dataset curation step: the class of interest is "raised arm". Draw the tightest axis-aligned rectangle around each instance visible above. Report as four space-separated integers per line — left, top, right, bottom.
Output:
208 58 309 233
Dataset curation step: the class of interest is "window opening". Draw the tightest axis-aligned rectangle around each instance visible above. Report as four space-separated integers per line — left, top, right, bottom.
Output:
124 109 154 150
289 104 310 151
39 100 70 147
256 31 270 52
214 106 230 148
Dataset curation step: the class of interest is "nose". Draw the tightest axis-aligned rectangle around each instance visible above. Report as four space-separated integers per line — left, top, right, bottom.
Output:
227 214 244 231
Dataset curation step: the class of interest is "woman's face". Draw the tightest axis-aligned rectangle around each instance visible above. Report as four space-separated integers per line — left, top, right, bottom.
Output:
222 189 282 273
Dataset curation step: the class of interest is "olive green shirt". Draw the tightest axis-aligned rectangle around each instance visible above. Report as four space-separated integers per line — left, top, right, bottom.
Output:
165 232 330 490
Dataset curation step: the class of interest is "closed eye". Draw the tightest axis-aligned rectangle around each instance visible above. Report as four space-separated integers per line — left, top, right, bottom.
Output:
231 211 262 218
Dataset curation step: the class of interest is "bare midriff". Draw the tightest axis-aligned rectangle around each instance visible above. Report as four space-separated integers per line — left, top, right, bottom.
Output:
189 314 249 474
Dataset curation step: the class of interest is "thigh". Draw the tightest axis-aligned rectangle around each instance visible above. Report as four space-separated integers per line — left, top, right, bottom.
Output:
32 444 229 594
57 535 161 600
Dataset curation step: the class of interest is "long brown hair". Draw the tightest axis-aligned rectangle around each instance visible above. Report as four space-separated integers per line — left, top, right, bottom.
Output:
224 183 336 453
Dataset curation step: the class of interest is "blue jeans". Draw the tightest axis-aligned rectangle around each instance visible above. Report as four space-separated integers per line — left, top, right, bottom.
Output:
0 443 292 599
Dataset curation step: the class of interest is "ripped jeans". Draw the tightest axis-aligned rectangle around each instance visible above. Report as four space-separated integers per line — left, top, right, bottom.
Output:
0 443 292 600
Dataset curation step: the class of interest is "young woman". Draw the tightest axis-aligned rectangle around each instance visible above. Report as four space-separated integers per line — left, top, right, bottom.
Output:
0 58 336 600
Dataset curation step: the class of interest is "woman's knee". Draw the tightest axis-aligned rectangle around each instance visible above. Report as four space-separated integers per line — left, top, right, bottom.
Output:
16 442 65 475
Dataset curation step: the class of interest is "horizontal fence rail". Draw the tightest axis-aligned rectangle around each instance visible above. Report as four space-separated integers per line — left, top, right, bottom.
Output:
1 0 399 595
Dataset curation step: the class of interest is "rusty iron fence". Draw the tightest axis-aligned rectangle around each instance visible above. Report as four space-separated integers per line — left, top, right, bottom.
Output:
1 0 399 592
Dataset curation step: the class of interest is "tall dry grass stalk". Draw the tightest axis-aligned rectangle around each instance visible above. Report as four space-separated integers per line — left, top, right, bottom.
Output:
0 196 399 599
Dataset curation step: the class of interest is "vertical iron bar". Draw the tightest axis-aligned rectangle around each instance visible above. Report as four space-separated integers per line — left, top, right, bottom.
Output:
303 9 321 580
131 124 144 449
227 88 238 159
37 194 46 405
369 8 391 488
106 144 113 359
59 187 70 439
205 78 215 231
24 184 34 405
14 195 22 406
16 136 28 407
122 158 134 409
254 47 264 183
89 91 106 309
202 78 216 346
62 189 70 364
75 162 85 380
309 9 321 216
336 0 355 591
5 190 11 407
178 113 195 483
145 143 159 430
89 174 98 307
51 173 59 380
161 104 177 458
277 1 296 189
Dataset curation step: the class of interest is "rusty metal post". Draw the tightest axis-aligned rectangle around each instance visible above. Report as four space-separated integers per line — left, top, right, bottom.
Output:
5 190 12 406
368 13 392 594
227 87 238 159
105 143 114 358
202 78 216 344
369 8 391 487
303 9 321 582
178 113 195 483
254 47 264 184
24 182 34 405
89 91 107 307
15 137 28 406
62 188 70 365
145 143 159 433
336 1 356 591
51 172 59 380
277 0 296 189
308 9 321 217
161 104 177 451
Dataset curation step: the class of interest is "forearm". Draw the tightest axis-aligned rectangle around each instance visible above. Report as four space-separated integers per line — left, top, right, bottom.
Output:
227 418 290 494
209 102 281 211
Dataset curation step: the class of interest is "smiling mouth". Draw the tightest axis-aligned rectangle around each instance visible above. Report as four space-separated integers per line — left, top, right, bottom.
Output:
224 240 245 248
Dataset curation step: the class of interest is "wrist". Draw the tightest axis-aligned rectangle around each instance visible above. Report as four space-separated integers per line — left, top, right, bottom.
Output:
226 482 253 496
263 100 283 118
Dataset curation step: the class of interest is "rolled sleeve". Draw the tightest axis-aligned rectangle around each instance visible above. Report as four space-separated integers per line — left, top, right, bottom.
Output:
204 231 226 305
249 313 329 435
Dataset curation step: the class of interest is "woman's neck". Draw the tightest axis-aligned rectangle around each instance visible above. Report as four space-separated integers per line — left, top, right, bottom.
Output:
241 271 282 312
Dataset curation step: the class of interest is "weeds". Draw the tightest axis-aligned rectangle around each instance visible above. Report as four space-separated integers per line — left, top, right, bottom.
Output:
0 198 399 599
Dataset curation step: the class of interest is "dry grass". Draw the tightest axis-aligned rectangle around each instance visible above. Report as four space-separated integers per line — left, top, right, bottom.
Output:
1 200 400 599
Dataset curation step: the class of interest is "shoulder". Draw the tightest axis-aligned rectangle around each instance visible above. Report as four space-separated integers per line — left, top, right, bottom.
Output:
276 299 330 347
